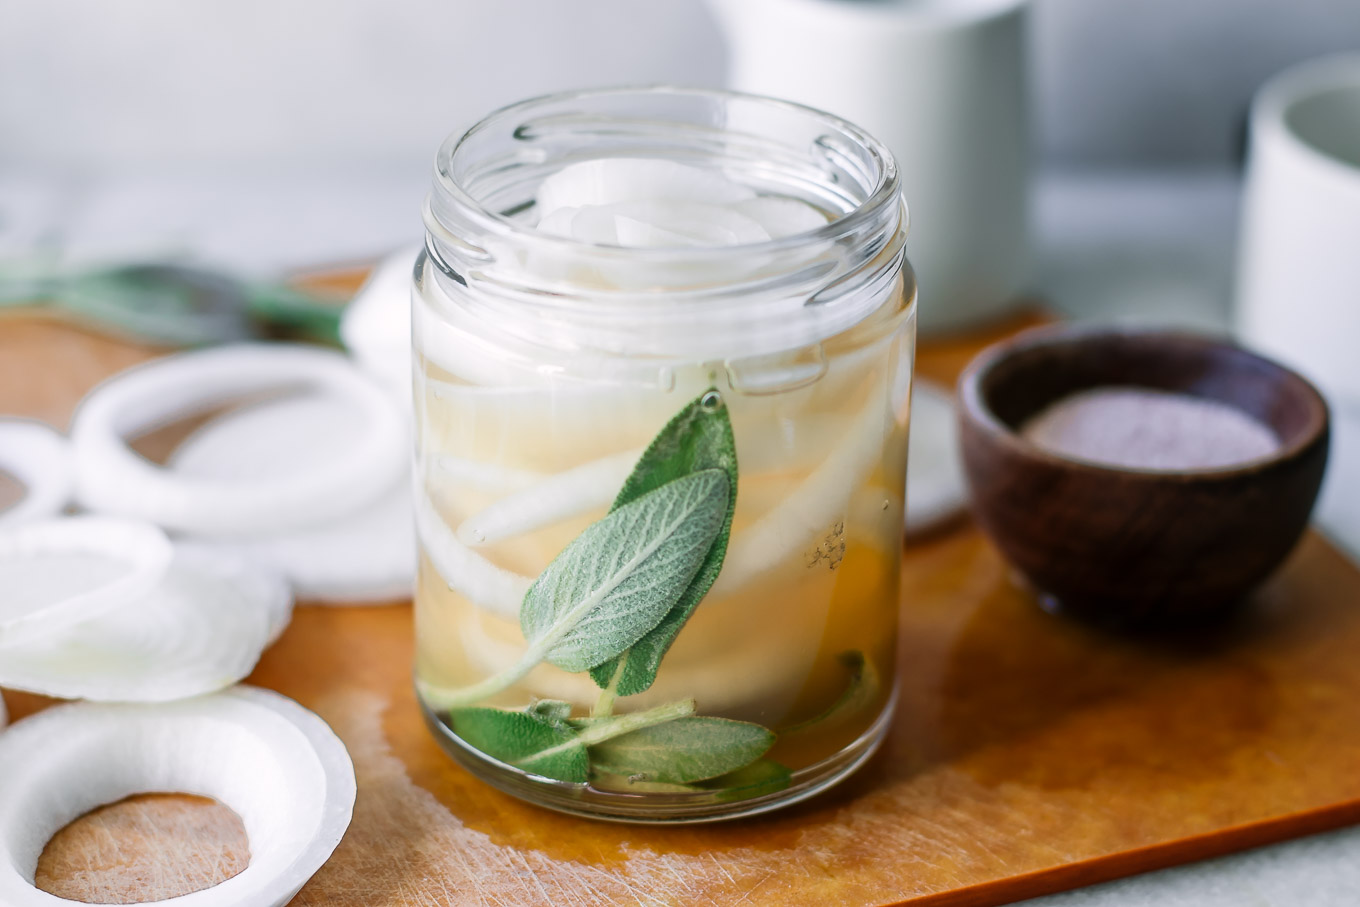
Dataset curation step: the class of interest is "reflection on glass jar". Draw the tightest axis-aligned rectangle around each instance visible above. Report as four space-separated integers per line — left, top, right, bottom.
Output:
412 87 914 822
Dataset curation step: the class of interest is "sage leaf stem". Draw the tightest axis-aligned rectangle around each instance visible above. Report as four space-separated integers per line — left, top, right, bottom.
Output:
525 698 696 765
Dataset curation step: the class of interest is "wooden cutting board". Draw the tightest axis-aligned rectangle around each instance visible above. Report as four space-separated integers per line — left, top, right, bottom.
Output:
4 298 1360 907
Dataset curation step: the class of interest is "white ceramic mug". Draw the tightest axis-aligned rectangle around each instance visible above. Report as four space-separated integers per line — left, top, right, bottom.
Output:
706 0 1031 335
1237 54 1360 406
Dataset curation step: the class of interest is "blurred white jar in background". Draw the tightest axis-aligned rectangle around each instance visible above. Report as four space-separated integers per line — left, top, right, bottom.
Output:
1237 54 1360 407
708 0 1031 335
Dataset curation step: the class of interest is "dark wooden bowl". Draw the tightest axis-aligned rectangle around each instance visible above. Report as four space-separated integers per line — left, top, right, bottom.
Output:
957 325 1330 627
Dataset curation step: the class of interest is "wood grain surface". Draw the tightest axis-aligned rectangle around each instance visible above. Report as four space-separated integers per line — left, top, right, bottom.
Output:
4 304 1360 906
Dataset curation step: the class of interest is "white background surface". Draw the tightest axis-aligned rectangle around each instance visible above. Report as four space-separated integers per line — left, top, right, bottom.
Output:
3 0 1360 170
2 1 1359 904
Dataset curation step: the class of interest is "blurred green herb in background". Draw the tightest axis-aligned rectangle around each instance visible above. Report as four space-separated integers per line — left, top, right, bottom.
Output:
0 262 345 348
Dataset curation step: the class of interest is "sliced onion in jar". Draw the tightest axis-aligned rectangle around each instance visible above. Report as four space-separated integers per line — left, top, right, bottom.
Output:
414 486 531 620
534 158 757 217
712 374 890 598
455 447 640 547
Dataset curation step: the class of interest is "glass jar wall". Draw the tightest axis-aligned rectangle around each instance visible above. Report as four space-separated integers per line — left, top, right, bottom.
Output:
413 87 914 822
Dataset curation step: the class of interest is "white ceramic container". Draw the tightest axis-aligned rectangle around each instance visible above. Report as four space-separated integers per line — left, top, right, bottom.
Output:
1237 54 1360 405
707 0 1031 334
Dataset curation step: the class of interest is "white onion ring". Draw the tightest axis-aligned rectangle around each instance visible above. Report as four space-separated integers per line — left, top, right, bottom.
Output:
340 246 417 402
0 686 355 907
71 344 406 537
0 547 291 702
168 393 414 604
905 381 966 535
0 516 172 647
0 421 74 528
455 447 640 547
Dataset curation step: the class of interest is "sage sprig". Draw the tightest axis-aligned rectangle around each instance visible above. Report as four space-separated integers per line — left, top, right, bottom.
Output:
589 389 738 698
428 389 782 797
451 699 697 783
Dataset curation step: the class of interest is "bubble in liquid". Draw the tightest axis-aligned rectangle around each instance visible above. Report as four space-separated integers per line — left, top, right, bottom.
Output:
471 529 487 543
881 499 890 511
699 390 724 412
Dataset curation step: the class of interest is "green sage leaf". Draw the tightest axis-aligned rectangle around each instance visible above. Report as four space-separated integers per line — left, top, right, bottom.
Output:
598 758 794 800
526 699 574 732
587 716 774 784
590 389 738 696
702 759 793 802
784 651 879 735
449 707 588 783
520 469 729 673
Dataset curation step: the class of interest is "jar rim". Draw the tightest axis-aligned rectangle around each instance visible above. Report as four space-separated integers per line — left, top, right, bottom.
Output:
427 84 906 264
419 85 911 366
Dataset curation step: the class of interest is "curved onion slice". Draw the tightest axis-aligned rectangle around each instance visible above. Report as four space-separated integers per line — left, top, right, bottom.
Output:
435 454 542 495
733 196 829 238
170 393 413 604
906 381 967 535
340 246 419 402
711 376 890 598
535 158 757 217
0 421 74 527
414 487 529 620
447 604 817 720
0 686 355 907
71 344 406 537
0 547 291 702
455 447 639 547
0 516 172 647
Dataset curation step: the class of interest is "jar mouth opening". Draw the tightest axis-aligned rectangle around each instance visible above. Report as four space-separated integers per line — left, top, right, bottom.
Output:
427 85 906 264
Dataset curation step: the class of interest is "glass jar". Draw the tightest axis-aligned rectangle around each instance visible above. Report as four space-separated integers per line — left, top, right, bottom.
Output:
412 87 915 822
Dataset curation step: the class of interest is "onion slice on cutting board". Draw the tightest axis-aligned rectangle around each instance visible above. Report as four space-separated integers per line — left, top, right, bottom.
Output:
0 547 291 702
0 421 74 527
168 393 414 604
0 516 172 648
905 381 967 535
70 344 406 537
0 686 355 907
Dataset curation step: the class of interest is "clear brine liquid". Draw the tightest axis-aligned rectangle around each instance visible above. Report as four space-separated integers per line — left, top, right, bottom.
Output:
412 266 912 794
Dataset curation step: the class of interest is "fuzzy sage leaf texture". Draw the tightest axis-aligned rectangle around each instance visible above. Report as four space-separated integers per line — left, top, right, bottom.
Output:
587 716 775 784
520 468 729 674
590 389 739 696
450 707 589 783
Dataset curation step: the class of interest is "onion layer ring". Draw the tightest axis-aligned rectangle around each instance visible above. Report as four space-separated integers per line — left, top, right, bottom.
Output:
0 546 292 702
0 686 356 907
168 393 413 604
0 516 172 647
71 344 406 537
0 421 74 527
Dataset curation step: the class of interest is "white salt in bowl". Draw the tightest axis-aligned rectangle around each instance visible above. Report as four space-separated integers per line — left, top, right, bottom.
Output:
956 325 1330 628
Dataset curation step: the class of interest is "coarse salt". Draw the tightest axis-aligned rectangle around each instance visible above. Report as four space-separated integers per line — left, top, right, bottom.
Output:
1020 387 1281 471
